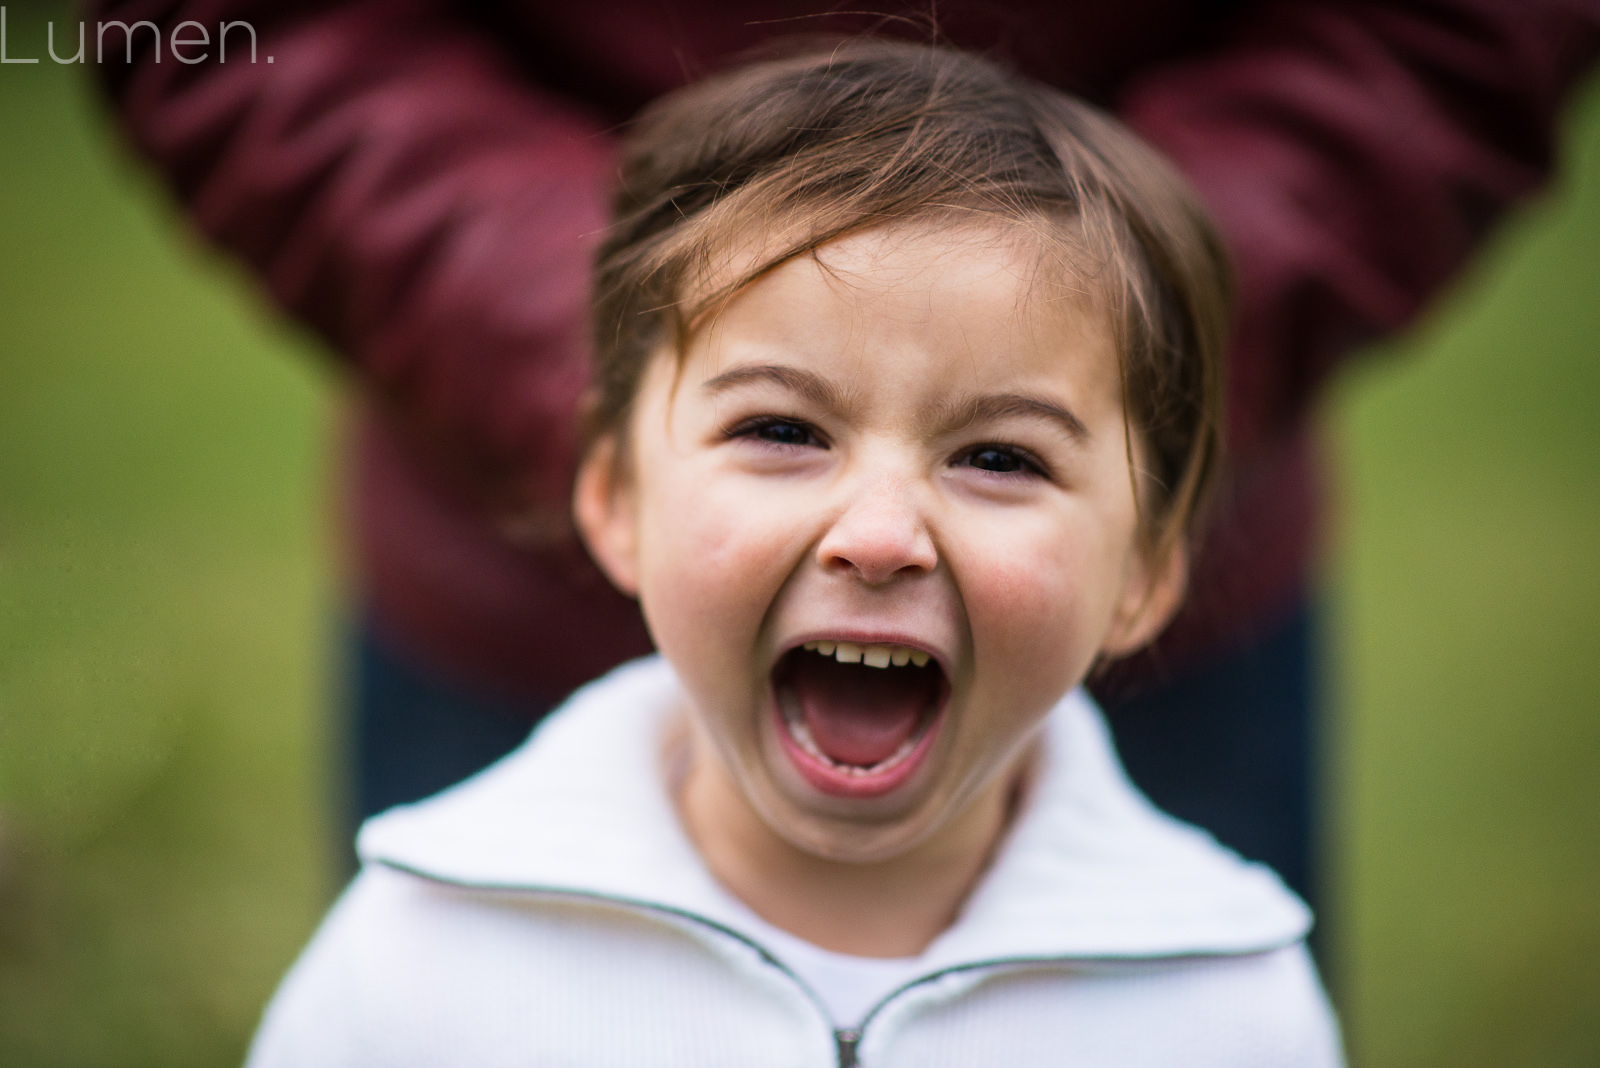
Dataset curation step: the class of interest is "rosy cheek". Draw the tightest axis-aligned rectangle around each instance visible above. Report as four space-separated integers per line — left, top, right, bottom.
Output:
958 511 1075 617
960 523 1096 692
682 480 795 572
642 469 801 635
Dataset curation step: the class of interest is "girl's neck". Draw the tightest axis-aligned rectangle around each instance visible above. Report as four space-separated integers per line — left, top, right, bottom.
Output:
673 735 1031 959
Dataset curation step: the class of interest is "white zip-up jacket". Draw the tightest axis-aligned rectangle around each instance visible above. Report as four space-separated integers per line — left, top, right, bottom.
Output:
247 657 1344 1067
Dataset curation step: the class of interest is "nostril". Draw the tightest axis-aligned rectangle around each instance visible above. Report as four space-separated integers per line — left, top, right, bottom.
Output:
816 487 937 582
819 536 936 584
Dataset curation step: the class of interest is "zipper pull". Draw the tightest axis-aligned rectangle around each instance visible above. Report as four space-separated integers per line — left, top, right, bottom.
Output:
835 1027 862 1067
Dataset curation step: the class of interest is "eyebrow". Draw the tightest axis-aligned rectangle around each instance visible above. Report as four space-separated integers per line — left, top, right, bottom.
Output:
935 392 1091 443
702 364 846 412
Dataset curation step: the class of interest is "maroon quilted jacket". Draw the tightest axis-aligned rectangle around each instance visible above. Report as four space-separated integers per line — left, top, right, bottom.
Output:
92 0 1600 700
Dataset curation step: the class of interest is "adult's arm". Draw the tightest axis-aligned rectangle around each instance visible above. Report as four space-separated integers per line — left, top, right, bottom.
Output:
1098 0 1600 663
1120 0 1600 455
91 0 611 520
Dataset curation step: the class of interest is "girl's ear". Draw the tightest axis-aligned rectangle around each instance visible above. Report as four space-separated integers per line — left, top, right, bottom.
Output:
1099 539 1189 661
573 434 641 596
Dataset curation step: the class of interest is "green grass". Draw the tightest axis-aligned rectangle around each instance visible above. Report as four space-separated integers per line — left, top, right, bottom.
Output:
0 7 335 1064
1330 73 1600 1067
1 3 1598 1063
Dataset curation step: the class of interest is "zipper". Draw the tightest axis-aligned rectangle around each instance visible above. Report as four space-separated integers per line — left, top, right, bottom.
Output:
377 858 1152 1066
834 1027 862 1067
376 860 849 1058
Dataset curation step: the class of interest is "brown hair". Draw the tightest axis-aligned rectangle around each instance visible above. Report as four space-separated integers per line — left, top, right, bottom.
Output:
590 40 1229 560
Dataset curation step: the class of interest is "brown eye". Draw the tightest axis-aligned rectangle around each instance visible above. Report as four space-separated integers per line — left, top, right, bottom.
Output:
969 447 1024 473
728 416 827 449
956 443 1049 480
758 421 813 446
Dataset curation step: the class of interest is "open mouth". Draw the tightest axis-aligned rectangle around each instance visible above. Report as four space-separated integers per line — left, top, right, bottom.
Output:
771 640 948 799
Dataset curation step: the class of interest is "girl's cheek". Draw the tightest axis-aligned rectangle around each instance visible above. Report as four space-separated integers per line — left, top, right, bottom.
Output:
954 510 1077 612
684 478 807 568
644 470 811 623
960 523 1101 687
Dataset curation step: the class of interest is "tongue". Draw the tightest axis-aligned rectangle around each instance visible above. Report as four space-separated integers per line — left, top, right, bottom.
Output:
787 653 936 767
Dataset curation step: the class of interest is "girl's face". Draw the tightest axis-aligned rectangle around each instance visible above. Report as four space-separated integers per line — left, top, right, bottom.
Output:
577 222 1185 865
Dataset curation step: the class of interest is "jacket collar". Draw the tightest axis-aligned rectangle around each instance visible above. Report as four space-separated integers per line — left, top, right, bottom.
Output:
359 656 1310 965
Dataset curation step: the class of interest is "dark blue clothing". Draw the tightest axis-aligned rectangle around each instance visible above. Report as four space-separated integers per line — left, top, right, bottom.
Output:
1096 607 1318 912
349 626 549 834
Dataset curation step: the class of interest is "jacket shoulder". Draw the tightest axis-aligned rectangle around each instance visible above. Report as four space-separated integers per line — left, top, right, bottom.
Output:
247 864 833 1068
868 943 1342 1068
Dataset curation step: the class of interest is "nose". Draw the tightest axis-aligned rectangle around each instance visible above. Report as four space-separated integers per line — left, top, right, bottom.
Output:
816 475 937 585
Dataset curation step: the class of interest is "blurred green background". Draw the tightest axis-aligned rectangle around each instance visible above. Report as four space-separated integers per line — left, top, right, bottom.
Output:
1 3 1597 1064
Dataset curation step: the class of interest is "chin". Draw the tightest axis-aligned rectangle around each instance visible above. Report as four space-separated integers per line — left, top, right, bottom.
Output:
762 798 949 866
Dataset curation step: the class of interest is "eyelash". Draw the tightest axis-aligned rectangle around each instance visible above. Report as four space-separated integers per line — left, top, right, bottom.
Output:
956 442 1050 480
727 418 1051 480
726 416 827 449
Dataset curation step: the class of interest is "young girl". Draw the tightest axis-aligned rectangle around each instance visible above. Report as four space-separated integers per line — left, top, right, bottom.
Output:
247 42 1342 1067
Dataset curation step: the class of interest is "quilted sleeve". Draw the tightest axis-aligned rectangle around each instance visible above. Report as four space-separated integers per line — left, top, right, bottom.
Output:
90 0 616 518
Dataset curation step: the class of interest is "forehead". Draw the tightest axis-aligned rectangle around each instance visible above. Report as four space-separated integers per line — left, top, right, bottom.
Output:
679 220 1122 408
687 215 1104 325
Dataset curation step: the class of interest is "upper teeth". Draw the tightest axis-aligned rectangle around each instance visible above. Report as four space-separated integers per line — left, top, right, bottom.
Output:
802 640 930 669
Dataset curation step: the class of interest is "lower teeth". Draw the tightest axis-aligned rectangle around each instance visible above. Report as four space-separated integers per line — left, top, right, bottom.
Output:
781 698 923 776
